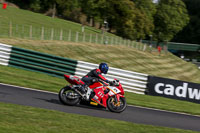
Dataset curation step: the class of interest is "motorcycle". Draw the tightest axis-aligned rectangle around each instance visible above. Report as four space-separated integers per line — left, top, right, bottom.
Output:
58 74 127 113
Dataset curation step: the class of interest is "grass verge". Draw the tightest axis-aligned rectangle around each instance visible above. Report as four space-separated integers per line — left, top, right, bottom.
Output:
1 38 200 84
0 102 198 133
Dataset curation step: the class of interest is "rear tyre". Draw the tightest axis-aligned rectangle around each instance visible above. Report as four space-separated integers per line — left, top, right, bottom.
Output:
58 86 80 106
107 97 127 113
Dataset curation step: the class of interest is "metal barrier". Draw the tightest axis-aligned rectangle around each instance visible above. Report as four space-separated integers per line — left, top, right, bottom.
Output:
0 43 12 66
0 43 148 94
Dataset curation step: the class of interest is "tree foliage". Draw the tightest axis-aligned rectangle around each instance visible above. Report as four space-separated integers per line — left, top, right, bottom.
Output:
154 0 189 42
133 0 156 37
53 0 81 22
81 0 107 24
173 0 200 44
7 0 191 43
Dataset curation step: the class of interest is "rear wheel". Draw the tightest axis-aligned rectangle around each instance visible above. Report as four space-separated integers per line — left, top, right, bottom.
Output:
58 86 80 106
107 97 127 113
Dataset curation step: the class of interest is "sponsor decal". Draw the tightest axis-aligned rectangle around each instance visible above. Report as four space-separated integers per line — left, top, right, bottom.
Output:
147 76 200 104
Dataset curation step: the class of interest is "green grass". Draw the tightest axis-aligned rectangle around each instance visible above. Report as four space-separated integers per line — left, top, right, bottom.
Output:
0 4 98 34
0 4 124 44
0 65 66 92
0 102 198 133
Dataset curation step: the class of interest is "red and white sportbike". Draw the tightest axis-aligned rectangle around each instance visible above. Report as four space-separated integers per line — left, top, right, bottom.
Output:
59 74 127 113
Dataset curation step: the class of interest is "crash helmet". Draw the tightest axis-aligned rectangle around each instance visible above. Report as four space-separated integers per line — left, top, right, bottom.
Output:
99 63 109 74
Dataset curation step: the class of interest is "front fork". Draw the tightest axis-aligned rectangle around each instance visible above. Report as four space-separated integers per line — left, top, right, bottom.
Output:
113 94 125 106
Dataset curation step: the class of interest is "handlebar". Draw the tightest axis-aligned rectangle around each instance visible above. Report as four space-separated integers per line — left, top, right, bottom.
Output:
98 79 119 86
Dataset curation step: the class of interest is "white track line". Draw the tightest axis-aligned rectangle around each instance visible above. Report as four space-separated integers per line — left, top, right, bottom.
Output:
128 104 200 118
0 82 200 118
0 82 57 94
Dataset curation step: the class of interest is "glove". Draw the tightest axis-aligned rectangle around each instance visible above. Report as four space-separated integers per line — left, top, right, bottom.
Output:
108 80 114 86
113 80 119 86
92 78 98 83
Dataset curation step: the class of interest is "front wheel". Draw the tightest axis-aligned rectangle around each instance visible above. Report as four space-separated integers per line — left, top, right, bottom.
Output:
107 96 127 113
58 86 80 106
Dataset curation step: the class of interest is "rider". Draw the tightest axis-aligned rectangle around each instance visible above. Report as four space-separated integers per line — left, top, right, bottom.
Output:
80 63 113 94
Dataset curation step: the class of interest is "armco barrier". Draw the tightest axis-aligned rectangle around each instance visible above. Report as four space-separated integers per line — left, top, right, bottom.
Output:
0 43 148 94
0 43 12 66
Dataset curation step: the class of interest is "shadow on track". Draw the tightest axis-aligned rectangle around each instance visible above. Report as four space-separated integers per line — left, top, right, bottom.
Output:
34 97 108 112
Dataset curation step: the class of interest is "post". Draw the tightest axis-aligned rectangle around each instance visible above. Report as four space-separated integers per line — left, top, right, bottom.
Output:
136 42 138 49
129 40 131 47
68 30 71 41
82 32 85 42
101 35 104 44
164 40 168 54
60 29 63 40
117 37 119 45
132 42 135 48
127 40 130 47
50 28 54 40
89 34 92 43
143 44 146 51
76 32 79 42
81 24 85 32
120 38 122 45
131 41 133 48
114 37 117 45
149 35 153 53
111 37 113 45
29 25 32 39
95 33 98 44
140 43 143 50
41 27 44 40
104 36 108 45
148 44 152 53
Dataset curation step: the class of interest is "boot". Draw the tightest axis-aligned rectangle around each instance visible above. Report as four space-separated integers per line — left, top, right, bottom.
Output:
78 86 86 94
78 84 88 95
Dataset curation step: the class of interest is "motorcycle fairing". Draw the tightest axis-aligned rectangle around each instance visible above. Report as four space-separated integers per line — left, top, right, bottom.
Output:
107 86 121 96
64 74 85 85
64 74 125 108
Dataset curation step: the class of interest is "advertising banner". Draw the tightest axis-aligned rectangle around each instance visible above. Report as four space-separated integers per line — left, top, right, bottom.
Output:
147 76 200 104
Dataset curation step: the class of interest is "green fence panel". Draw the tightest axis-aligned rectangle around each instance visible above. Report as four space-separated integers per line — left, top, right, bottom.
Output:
12 47 78 66
11 48 77 67
9 46 79 77
9 57 75 74
9 60 65 78
10 54 76 72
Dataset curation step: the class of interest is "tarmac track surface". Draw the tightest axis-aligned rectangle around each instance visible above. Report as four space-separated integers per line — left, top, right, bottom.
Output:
0 83 200 132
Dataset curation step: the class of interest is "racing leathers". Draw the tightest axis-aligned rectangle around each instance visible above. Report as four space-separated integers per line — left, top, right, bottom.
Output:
80 69 112 94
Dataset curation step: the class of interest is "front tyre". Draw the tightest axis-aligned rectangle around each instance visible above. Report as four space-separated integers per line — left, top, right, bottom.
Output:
58 86 80 106
107 97 127 113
